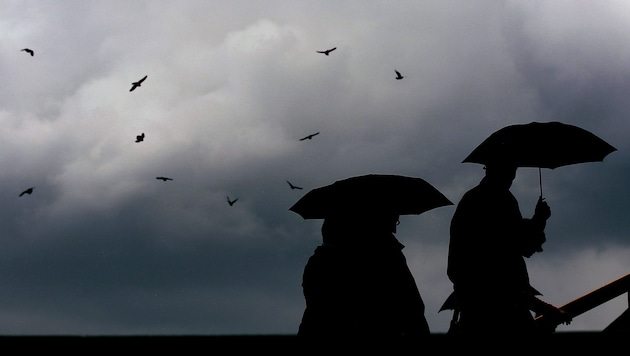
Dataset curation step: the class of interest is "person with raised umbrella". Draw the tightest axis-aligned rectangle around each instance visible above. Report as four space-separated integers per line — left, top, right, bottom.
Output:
446 121 614 339
290 174 453 340
447 162 572 339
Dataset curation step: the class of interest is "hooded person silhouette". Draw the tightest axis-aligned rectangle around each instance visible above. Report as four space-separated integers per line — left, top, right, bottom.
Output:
446 163 571 339
291 174 452 342
297 212 431 339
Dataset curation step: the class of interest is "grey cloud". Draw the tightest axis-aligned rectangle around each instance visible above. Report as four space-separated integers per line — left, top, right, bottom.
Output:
0 1 628 336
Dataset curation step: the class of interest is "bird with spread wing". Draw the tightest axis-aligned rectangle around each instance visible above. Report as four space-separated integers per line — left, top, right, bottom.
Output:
299 132 319 141
19 187 34 197
287 181 303 190
316 47 336 56
130 75 148 92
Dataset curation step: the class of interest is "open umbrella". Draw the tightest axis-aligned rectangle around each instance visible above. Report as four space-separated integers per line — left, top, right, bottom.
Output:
462 121 616 196
289 174 453 219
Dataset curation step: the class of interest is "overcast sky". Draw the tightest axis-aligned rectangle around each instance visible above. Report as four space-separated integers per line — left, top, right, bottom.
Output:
1 1 629 335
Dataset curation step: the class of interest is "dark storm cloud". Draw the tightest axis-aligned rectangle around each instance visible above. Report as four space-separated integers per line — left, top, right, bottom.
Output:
0 1 628 336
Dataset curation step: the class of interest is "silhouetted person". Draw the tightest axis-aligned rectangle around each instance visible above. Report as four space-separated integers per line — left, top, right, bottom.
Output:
298 212 431 340
447 163 571 339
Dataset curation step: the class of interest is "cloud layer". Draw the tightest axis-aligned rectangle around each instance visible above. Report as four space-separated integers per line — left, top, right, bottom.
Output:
0 1 628 335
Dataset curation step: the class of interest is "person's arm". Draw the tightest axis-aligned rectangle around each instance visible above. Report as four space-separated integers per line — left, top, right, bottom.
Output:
531 196 551 228
529 294 573 332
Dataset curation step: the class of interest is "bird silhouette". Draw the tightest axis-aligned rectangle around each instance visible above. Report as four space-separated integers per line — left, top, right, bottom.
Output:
395 70 404 80
227 196 238 206
130 75 148 92
19 187 34 197
156 176 173 181
21 48 34 56
316 47 337 56
135 133 145 143
287 181 303 190
299 132 320 141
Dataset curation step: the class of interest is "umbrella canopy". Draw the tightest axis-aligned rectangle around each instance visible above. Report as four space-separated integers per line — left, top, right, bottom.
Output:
463 121 616 169
289 174 453 219
462 121 616 196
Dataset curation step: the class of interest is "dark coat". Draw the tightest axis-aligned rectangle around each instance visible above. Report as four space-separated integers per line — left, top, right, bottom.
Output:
447 176 543 336
298 231 430 338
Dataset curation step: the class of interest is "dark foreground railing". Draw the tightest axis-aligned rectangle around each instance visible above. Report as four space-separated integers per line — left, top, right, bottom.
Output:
536 272 630 334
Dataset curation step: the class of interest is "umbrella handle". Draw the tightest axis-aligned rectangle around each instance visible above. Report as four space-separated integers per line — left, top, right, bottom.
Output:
539 167 543 198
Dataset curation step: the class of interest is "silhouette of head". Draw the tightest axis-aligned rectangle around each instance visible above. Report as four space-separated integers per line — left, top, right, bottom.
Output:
483 163 517 189
321 212 399 246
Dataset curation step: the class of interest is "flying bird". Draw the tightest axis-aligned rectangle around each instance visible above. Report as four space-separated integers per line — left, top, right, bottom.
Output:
395 70 404 80
316 47 337 56
299 132 320 141
130 75 148 92
21 48 34 56
135 133 145 143
287 181 303 190
156 176 173 181
227 196 238 206
19 187 34 197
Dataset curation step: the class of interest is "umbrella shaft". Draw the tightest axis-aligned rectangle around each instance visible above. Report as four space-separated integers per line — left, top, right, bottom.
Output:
539 168 543 198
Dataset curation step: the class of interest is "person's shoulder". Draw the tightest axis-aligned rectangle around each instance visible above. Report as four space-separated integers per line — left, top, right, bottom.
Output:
458 184 485 203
